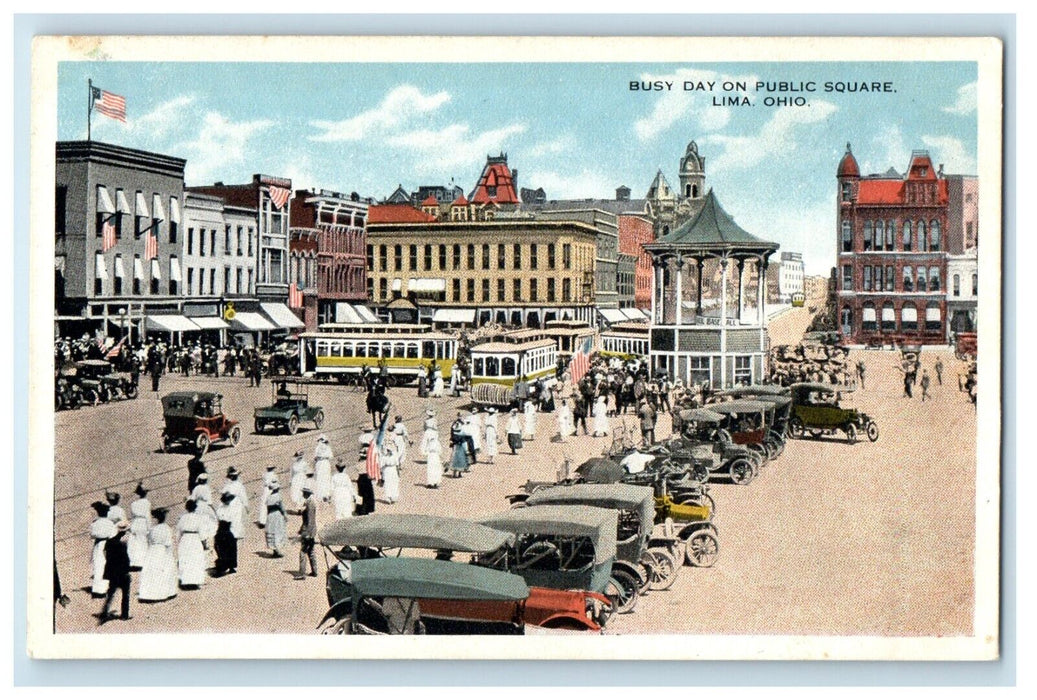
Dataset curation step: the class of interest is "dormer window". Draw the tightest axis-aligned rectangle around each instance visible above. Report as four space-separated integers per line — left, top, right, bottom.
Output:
920 167 928 176
486 186 497 197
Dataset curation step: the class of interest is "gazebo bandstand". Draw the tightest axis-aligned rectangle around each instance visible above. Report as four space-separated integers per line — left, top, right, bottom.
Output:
643 190 779 389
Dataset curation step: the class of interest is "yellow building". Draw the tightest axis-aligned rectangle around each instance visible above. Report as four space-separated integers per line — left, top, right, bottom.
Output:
366 203 598 327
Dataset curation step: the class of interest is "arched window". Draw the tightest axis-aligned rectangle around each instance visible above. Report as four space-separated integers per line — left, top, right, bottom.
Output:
840 306 853 335
916 267 926 293
929 220 941 251
863 221 873 251
862 302 877 332
873 220 883 250
903 221 912 251
885 265 894 292
953 274 961 297
885 220 894 249
917 221 926 251
685 184 692 197
901 303 918 331
902 265 913 292
881 301 896 332
841 220 852 252
925 302 942 331
928 266 941 292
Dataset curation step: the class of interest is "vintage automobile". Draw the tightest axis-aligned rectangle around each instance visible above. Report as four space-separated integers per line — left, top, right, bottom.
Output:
159 391 241 455
478 505 641 615
69 359 138 404
955 332 977 360
706 399 780 464
54 374 83 410
253 380 325 435
788 382 879 444
523 483 682 591
316 514 613 634
671 408 760 485
717 385 792 454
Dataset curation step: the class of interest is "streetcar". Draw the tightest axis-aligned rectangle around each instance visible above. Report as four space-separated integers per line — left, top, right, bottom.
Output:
543 320 597 362
469 331 558 407
599 322 650 361
791 292 806 308
298 323 459 384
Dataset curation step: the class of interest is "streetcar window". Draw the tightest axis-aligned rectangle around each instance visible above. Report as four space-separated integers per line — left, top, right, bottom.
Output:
342 343 354 358
331 343 342 358
407 343 419 359
422 341 435 358
316 341 327 356
381 344 391 359
485 356 500 377
502 357 516 376
474 358 484 375
393 343 405 358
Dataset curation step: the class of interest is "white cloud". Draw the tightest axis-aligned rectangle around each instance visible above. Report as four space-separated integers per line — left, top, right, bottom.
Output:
942 81 977 115
180 112 275 184
386 123 527 175
91 94 198 144
920 135 977 175
309 85 450 142
526 135 576 158
633 68 756 142
523 168 617 200
702 100 838 173
860 123 910 175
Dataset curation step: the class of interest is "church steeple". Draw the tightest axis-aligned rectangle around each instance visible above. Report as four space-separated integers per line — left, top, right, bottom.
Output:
679 140 706 200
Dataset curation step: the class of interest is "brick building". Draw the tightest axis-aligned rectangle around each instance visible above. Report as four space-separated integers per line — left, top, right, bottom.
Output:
836 144 952 345
618 214 655 311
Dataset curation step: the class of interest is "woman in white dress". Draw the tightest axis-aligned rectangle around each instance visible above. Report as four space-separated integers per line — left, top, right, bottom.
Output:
420 409 438 460
289 450 309 507
127 482 151 569
89 501 117 596
424 429 443 488
506 409 523 455
523 399 537 440
313 435 334 503
265 482 288 557
556 398 574 442
256 464 277 527
138 507 177 602
466 412 483 455
176 499 206 588
592 395 610 437
431 369 445 398
483 408 499 464
380 441 401 505
392 418 412 466
189 472 218 547
331 462 356 519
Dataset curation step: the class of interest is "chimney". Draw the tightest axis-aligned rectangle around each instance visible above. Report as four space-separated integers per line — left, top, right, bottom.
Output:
512 169 518 193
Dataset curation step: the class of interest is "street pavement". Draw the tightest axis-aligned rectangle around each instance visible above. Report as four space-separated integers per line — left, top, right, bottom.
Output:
52 310 977 636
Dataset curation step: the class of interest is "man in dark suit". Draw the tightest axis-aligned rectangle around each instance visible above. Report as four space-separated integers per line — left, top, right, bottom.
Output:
100 522 132 623
294 486 319 579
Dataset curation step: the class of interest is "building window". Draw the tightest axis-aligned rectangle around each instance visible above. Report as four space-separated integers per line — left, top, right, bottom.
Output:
972 274 978 296
424 244 433 270
840 306 853 335
563 278 572 301
482 279 490 301
902 221 912 251
547 243 556 269
247 229 254 257
237 268 243 294
367 245 374 271
929 220 941 251
925 302 942 331
438 244 446 270
863 265 872 292
513 278 522 301
901 303 918 331
873 221 884 251
862 302 877 331
237 227 243 255
547 278 556 302
482 244 490 270
379 245 387 271
530 278 538 302
224 265 231 295
208 230 215 257
915 267 925 293
563 244 572 270
903 265 913 292
497 278 506 302
379 278 388 301
452 244 461 270
842 264 852 291
513 243 522 270
840 182 852 202
452 278 461 302
186 268 194 296
841 220 852 252
530 244 538 270
917 221 926 251
734 356 753 385
209 268 216 295
885 221 894 250
409 244 418 271
467 244 475 270
953 274 961 297
466 279 475 302
881 301 896 332
248 269 253 294
394 244 402 271
169 218 177 244
928 266 940 292
884 265 894 292
863 221 873 251
225 226 233 253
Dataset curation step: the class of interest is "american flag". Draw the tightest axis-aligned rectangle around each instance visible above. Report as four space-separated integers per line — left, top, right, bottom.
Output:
569 336 594 384
144 231 158 260
91 87 126 123
288 282 304 309
365 414 389 481
101 218 116 252
105 336 126 360
268 186 291 210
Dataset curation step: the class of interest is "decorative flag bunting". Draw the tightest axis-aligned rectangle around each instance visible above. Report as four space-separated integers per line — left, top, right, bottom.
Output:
288 282 304 309
569 336 594 384
91 87 126 123
144 231 158 261
269 186 291 210
366 413 389 481
101 219 117 252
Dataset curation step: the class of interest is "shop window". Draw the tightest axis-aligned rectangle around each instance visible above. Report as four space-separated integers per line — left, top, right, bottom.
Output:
901 303 918 331
734 356 752 385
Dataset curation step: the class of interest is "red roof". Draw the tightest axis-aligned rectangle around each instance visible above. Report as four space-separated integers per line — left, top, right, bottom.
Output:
837 149 860 178
470 160 520 205
857 178 948 205
451 194 469 206
368 204 437 224
907 153 938 181
421 195 439 206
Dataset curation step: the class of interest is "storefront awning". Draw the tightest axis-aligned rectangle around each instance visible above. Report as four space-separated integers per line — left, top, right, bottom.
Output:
408 278 446 293
230 312 277 332
926 306 942 321
432 309 476 324
260 302 305 329
598 308 627 323
621 308 648 321
146 315 201 332
190 316 229 330
354 305 379 323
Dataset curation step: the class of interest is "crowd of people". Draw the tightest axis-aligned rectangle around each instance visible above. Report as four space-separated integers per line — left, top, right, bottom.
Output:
766 342 855 387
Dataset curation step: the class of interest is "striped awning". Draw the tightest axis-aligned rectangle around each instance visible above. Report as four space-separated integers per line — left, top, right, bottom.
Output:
598 308 626 323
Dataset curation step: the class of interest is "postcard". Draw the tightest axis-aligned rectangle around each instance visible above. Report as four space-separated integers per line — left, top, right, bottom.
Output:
27 34 1002 660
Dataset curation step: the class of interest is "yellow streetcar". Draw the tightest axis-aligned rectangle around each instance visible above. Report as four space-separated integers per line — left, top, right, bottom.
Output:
599 322 650 360
299 324 459 384
791 292 806 308
469 331 558 407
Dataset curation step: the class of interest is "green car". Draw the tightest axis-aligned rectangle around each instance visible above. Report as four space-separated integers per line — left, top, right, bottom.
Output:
253 380 325 435
788 382 879 444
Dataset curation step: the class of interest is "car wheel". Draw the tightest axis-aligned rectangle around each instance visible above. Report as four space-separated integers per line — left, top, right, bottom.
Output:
690 462 709 484
845 423 858 444
313 410 325 430
866 420 879 442
159 435 168 453
287 415 299 435
607 569 639 614
644 548 680 591
684 531 720 568
125 384 138 400
788 417 804 439
729 458 753 485
83 388 98 405
229 425 242 447
254 419 263 434
195 432 211 456
317 617 350 635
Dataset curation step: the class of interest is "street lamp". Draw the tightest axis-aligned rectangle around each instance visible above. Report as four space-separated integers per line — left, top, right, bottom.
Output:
118 307 128 345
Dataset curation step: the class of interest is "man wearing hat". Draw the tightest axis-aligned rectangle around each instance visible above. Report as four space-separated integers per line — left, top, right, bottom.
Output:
187 455 207 495
221 467 249 539
292 484 319 579
213 491 239 576
99 521 132 623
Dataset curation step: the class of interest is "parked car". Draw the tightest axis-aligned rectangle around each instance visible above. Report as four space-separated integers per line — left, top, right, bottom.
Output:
69 359 138 404
788 382 879 444
254 380 325 435
160 391 241 455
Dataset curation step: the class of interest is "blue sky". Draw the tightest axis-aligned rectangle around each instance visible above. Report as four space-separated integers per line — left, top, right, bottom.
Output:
58 61 977 274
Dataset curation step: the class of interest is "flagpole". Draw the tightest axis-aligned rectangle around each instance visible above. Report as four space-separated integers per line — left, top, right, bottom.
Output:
87 78 93 141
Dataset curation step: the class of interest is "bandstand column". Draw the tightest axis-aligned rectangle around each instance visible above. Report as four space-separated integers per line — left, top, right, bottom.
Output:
675 255 684 326
719 256 729 388
695 259 704 316
737 258 745 323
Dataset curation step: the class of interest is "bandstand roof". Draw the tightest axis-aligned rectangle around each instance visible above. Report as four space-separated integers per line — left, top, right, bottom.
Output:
648 189 777 252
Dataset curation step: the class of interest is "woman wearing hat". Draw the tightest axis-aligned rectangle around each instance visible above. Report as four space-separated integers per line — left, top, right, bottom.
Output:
138 508 177 602
380 439 402 505
448 415 471 478
483 408 499 464
264 480 288 557
105 491 126 524
506 409 523 455
190 473 218 547
523 398 537 441
175 500 206 588
127 482 151 570
331 461 356 519
419 408 439 462
221 467 249 540
213 491 239 576
392 416 412 467
592 394 610 438
89 501 117 597
256 464 278 528
289 450 309 508
431 367 445 398
313 435 334 503
424 424 443 488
